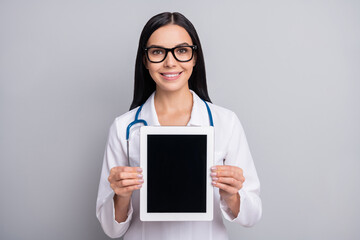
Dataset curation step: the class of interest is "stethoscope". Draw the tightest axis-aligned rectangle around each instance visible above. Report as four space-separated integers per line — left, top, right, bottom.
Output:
126 99 214 164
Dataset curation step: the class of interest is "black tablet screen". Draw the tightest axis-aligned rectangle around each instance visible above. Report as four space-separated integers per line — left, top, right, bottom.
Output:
147 134 207 213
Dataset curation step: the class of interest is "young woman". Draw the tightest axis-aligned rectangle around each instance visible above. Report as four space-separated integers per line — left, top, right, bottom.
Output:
96 12 262 239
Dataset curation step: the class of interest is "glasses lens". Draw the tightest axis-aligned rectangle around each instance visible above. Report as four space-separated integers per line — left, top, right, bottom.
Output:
174 46 193 62
147 48 165 62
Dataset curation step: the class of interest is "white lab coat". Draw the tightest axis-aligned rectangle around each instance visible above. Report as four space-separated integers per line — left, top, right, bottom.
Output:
96 90 262 240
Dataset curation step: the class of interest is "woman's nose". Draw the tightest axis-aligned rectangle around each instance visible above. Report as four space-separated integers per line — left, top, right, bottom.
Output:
163 51 177 67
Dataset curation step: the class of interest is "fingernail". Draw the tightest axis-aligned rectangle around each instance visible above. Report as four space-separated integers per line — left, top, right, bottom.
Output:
137 184 142 188
211 167 217 171
210 172 217 177
137 174 143 178
212 181 217 185
137 168 143 172
212 177 218 181
138 179 144 183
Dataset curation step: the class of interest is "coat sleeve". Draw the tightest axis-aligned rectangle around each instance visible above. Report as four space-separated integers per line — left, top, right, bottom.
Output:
96 119 133 238
219 112 262 227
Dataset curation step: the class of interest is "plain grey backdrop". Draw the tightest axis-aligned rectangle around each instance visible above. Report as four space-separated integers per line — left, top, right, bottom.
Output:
1 0 359 239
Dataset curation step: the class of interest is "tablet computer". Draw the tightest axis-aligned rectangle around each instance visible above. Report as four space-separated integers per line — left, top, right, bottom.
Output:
140 126 214 221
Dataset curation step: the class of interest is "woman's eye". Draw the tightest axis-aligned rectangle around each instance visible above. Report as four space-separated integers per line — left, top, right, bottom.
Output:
177 48 188 54
151 49 163 55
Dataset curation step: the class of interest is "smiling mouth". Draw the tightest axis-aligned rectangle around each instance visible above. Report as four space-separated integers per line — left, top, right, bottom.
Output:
160 72 182 77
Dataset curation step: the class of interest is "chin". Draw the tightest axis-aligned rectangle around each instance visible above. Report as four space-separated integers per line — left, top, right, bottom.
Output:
156 82 189 93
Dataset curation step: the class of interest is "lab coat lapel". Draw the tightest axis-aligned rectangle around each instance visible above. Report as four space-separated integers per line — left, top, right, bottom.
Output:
138 91 161 126
138 90 209 127
188 90 209 127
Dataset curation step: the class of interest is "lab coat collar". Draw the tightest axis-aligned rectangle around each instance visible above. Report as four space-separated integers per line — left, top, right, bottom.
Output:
139 90 208 127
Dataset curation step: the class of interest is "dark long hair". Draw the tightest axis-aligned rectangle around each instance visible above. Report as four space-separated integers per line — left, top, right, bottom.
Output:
129 12 211 110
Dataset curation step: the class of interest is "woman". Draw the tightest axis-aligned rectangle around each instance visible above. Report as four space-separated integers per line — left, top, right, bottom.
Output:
96 12 262 239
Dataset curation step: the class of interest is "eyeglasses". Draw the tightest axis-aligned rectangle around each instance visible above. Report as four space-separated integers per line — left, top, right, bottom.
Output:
144 45 197 63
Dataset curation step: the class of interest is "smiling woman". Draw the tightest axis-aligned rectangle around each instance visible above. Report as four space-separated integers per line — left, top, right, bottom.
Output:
144 25 196 95
96 12 262 240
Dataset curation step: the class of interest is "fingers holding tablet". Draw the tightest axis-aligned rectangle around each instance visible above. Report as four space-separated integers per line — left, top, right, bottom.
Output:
108 166 143 197
211 165 245 197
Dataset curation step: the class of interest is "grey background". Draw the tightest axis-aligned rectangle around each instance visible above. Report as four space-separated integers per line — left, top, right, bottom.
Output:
1 0 359 239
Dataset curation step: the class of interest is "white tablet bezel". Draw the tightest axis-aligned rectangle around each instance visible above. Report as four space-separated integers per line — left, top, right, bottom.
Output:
140 126 214 221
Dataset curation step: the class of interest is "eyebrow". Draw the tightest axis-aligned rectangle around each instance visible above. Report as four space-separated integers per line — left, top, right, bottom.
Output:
147 42 191 48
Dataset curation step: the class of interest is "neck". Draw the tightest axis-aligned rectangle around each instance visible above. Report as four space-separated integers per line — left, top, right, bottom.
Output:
154 87 193 114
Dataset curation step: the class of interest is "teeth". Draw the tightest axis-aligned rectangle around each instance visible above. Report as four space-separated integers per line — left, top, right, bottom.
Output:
163 73 180 77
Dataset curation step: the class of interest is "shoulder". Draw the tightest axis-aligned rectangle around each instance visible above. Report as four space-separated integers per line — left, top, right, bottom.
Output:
114 107 139 125
109 107 140 140
207 102 239 123
207 102 234 116
207 102 244 133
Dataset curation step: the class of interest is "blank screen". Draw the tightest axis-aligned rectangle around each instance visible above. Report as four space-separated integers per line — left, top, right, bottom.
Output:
147 135 207 213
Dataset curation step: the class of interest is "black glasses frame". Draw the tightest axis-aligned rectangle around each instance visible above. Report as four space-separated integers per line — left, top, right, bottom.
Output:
144 45 197 63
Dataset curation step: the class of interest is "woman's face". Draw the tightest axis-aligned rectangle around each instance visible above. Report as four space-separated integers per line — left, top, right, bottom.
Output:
144 24 196 93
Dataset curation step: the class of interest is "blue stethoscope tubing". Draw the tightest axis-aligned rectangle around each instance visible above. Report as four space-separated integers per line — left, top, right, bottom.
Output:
126 99 214 164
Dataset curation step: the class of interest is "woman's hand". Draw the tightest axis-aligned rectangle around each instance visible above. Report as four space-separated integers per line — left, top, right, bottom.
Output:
108 166 143 198
211 165 245 216
108 166 143 222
